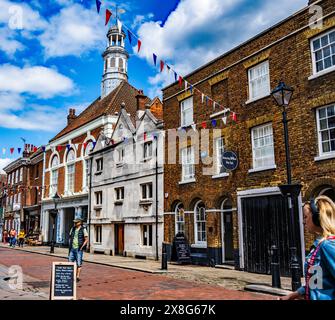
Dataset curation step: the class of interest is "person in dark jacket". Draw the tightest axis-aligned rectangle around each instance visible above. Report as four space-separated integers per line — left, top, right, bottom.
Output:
68 218 88 282
281 195 335 300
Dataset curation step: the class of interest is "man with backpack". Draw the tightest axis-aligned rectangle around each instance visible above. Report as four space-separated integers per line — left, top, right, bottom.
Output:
68 218 88 282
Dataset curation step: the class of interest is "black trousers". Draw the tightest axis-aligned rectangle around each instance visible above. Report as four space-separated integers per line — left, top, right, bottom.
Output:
18 238 24 247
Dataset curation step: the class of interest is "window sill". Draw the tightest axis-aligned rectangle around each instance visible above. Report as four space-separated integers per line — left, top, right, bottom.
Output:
94 205 102 210
212 173 229 179
178 122 195 130
191 243 207 249
139 200 153 206
179 178 196 185
245 93 271 105
142 157 153 162
314 153 335 162
114 200 124 206
248 165 277 173
308 66 335 80
116 163 124 168
95 171 102 176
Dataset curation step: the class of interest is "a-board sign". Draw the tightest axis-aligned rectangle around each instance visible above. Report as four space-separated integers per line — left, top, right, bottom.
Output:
173 233 191 264
50 262 76 300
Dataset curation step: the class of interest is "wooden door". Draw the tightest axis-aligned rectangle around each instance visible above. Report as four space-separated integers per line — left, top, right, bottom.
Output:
115 224 124 255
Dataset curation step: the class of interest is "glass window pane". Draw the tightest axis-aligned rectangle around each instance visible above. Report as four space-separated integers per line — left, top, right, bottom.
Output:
323 46 331 57
315 50 323 61
327 106 335 117
331 140 335 152
319 108 326 119
321 35 329 47
322 142 330 153
313 38 321 50
316 61 324 72
328 116 335 128
321 130 329 141
329 31 335 43
320 119 328 130
324 57 332 69
330 129 335 140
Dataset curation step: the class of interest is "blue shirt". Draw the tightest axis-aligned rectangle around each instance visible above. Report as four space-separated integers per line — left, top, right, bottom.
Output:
298 237 335 300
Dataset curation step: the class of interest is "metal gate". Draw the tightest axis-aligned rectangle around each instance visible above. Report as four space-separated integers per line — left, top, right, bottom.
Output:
241 194 302 276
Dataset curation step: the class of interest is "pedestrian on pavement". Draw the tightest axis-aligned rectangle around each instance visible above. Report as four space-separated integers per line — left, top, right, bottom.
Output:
281 195 335 300
2 229 8 243
8 228 17 248
18 229 26 247
68 218 88 282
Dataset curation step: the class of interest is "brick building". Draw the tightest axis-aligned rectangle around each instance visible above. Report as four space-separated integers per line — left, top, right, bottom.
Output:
0 174 7 240
162 0 335 275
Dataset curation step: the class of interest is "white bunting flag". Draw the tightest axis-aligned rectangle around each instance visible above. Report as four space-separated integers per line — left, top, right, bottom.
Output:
185 80 188 91
201 93 204 104
222 116 227 125
117 19 122 33
101 140 105 148
191 124 196 131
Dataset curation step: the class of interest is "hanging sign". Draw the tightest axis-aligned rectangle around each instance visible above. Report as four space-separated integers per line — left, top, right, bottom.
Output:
221 151 239 171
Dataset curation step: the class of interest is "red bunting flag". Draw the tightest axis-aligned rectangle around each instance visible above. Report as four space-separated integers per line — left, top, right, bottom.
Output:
137 40 142 52
178 76 183 88
10 148 14 154
201 121 207 129
144 132 147 141
160 60 164 72
83 142 88 149
57 145 62 152
231 112 237 122
105 9 112 26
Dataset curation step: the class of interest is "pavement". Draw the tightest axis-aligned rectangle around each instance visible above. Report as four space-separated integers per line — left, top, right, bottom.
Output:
0 243 298 297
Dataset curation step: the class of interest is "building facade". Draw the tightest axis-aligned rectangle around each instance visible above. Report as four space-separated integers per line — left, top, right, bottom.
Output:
163 0 335 275
0 174 7 241
89 98 164 259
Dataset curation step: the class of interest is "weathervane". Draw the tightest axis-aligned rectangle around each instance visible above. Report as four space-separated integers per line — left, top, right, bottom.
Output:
111 3 126 23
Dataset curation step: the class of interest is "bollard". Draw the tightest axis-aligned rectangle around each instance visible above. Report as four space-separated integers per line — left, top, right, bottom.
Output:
271 245 281 288
161 242 168 270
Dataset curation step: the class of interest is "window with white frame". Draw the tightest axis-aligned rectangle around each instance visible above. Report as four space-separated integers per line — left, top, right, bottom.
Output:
215 137 227 175
141 183 153 200
143 141 153 160
17 192 21 204
95 191 102 206
15 170 19 183
194 201 206 245
117 148 124 163
248 60 270 101
95 226 102 243
66 149 75 193
19 167 23 182
317 105 335 155
251 123 275 169
142 224 153 246
96 158 103 172
180 97 193 127
311 29 335 74
175 203 185 235
181 146 195 181
50 155 59 196
83 141 94 189
115 187 124 201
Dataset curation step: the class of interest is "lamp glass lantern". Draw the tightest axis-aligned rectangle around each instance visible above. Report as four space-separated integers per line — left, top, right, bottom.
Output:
271 81 294 108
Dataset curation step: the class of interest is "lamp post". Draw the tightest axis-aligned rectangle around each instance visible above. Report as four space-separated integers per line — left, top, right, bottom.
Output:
50 192 60 254
271 81 302 291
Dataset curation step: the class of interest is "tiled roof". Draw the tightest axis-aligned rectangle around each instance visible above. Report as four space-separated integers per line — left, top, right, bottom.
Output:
50 81 151 142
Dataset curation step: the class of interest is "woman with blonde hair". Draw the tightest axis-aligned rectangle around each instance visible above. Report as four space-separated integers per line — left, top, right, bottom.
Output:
281 195 335 300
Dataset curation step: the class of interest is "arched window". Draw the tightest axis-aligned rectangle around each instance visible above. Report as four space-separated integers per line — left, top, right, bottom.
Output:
50 155 59 196
83 141 94 189
119 58 124 71
110 58 116 68
66 149 75 193
175 202 185 235
194 201 206 245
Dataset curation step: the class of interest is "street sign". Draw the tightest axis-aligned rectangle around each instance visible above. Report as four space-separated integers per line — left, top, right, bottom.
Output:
221 151 239 171
50 262 76 300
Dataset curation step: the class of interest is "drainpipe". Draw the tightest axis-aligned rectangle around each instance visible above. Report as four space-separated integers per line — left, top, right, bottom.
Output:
155 135 159 261
87 156 93 253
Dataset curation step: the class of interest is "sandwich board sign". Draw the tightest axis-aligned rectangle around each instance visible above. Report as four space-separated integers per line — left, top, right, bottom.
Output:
50 262 76 300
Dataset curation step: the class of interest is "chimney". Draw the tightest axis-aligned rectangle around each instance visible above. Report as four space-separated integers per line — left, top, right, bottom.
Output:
67 108 77 125
136 90 147 111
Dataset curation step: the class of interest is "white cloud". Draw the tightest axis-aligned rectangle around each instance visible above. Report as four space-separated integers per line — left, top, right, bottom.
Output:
0 28 24 56
0 92 24 111
0 64 75 99
136 0 307 96
0 158 11 174
39 3 106 58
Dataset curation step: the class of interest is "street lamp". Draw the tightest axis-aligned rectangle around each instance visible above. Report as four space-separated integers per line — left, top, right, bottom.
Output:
271 81 302 291
50 192 60 254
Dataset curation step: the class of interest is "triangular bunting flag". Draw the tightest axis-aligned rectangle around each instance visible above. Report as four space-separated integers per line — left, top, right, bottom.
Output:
191 124 196 131
33 146 38 152
211 119 217 127
206 96 208 107
10 148 14 154
127 30 132 44
160 60 164 72
57 146 62 152
174 72 177 82
66 144 71 151
96 0 102 14
18 147 22 154
166 65 170 73
117 19 122 33
105 9 112 26
231 112 237 122
184 80 188 91
201 121 207 129
201 93 204 104
178 76 183 88
75 144 79 151
83 142 88 149
101 140 105 148
222 116 227 125
213 101 216 110
93 141 97 148
41 146 46 152
144 132 147 141
137 39 142 52
153 53 157 66
190 85 193 94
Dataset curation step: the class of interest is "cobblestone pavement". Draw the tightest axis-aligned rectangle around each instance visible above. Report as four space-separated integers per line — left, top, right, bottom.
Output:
0 247 275 300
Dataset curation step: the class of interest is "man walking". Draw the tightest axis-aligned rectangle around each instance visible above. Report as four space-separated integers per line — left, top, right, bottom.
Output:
68 218 88 282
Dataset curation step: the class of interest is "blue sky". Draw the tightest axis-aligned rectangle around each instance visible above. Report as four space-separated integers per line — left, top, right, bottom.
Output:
0 0 308 172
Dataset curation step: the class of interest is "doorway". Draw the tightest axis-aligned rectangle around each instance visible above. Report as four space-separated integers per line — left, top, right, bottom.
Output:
114 224 124 255
221 199 234 264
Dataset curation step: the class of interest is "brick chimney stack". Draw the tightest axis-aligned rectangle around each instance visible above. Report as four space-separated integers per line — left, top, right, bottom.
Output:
67 108 77 125
136 90 147 111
